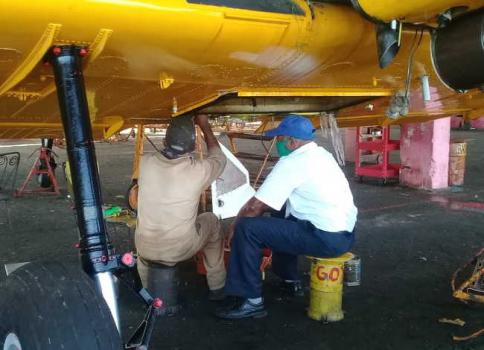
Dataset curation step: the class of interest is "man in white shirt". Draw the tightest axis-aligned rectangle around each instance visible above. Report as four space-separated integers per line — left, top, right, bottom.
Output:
216 115 357 319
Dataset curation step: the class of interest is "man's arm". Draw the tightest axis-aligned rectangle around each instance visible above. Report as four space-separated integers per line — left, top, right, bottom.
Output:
194 114 226 188
237 197 270 218
226 197 270 247
194 114 219 151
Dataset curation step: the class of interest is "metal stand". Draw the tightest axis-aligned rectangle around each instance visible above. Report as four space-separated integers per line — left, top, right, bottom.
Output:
355 126 400 183
15 140 60 196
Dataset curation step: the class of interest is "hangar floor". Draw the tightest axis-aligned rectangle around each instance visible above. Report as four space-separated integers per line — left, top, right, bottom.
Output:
0 129 482 350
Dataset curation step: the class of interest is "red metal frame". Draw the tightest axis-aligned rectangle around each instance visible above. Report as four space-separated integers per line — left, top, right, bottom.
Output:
355 126 400 180
15 147 61 196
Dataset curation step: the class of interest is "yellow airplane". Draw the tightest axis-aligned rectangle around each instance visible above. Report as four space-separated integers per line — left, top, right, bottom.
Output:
0 0 483 140
0 1 483 349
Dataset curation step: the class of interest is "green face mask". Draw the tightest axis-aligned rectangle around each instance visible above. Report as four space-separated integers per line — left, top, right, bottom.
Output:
276 140 292 157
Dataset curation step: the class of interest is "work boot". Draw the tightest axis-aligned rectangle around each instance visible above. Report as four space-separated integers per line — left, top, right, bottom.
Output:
215 298 267 319
208 287 225 301
280 280 304 297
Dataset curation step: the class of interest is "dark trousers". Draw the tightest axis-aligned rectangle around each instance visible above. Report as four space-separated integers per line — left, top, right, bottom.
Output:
224 215 355 298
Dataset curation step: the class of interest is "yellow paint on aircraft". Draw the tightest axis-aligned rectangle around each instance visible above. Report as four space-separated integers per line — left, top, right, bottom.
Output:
0 0 482 139
355 0 482 23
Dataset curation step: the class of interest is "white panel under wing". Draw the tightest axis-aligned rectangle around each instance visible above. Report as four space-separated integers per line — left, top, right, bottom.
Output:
211 143 255 219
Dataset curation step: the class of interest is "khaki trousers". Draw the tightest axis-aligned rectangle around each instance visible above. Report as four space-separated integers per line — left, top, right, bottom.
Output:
137 212 226 291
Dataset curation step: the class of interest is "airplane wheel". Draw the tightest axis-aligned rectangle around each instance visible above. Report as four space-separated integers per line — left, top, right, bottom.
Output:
127 181 138 212
0 262 121 350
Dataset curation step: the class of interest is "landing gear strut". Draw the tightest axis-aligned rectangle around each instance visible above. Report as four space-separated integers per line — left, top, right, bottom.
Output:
1 45 161 350
48 45 161 349
49 45 121 330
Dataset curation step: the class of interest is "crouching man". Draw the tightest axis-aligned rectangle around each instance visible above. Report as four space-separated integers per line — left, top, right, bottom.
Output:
135 114 227 311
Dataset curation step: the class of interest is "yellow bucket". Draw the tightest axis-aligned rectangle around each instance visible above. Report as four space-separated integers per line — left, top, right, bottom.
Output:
307 252 354 322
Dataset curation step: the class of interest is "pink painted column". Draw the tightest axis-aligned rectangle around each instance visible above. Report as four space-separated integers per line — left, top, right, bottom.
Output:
451 116 463 129
343 127 356 163
470 116 484 129
399 118 451 189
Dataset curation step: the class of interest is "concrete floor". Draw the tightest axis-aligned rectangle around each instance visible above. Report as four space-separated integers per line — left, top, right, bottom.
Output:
0 130 482 349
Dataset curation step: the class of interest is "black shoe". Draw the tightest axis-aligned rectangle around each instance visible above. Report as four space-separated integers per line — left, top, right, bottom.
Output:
208 287 225 301
280 280 304 297
215 299 267 319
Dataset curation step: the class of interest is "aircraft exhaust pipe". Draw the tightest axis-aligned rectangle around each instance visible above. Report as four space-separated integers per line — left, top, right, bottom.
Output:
376 20 400 68
431 8 484 91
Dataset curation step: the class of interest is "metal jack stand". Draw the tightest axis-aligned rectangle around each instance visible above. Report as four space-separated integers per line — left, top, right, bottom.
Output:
48 44 162 349
15 139 60 196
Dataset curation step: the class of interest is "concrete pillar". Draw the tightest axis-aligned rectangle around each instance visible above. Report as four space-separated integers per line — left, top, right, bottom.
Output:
399 118 451 190
470 116 484 129
343 127 357 163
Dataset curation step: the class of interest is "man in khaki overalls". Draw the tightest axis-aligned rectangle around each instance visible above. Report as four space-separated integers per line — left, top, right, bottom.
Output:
135 115 227 307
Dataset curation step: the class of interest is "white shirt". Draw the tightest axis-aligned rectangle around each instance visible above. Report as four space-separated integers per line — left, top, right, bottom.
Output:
255 142 357 232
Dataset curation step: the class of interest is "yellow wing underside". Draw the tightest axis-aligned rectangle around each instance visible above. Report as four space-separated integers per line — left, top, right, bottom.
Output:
0 0 482 139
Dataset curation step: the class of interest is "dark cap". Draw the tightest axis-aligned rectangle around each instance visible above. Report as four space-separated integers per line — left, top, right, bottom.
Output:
165 115 196 154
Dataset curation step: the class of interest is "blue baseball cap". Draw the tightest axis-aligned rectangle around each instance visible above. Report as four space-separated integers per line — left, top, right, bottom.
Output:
265 115 315 140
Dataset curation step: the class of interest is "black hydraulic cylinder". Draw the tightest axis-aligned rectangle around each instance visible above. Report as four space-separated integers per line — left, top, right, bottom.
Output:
49 45 114 275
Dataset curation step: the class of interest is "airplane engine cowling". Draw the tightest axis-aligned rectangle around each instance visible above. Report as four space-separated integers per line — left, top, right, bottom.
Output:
431 8 484 91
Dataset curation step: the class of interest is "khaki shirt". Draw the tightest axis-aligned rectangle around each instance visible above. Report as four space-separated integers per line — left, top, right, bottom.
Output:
135 147 226 262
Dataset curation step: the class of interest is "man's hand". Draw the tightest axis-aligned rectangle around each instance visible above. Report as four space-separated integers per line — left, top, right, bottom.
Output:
224 197 270 249
194 114 210 129
224 221 236 249
194 114 219 151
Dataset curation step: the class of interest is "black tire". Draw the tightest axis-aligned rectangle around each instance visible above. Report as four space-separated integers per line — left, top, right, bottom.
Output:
0 262 121 350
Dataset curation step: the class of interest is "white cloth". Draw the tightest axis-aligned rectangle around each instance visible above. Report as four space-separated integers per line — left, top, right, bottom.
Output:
255 142 357 232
